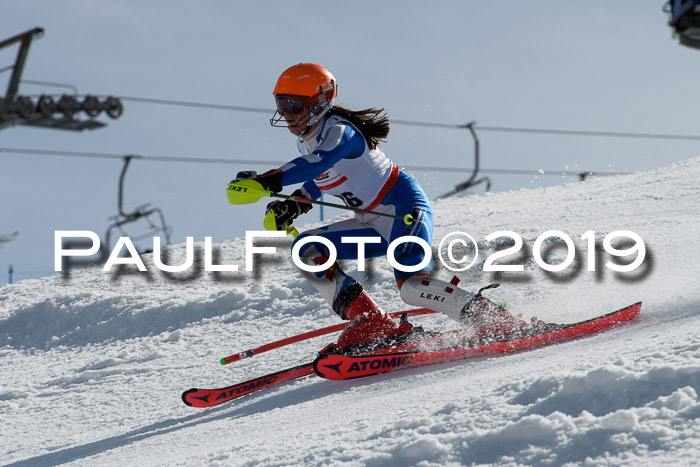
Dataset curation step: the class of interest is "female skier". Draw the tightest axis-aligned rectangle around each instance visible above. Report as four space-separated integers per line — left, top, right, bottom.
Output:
231 63 531 349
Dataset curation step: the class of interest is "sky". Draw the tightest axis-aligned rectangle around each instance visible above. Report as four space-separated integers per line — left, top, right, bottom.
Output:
1 0 699 282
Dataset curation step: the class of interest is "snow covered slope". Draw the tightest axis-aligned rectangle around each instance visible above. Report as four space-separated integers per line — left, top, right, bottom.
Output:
2 157 699 466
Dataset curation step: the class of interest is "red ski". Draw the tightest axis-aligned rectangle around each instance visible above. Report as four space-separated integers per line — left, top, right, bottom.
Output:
313 302 641 380
182 363 314 408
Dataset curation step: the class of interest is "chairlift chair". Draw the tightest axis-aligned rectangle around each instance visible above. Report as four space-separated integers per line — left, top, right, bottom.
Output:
437 122 491 199
105 156 171 254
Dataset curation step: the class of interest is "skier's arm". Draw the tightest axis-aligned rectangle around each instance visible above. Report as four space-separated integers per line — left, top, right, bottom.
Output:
229 123 362 196
300 180 321 201
278 123 365 186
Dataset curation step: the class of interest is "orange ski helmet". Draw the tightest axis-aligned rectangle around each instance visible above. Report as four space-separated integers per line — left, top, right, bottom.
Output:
271 63 338 132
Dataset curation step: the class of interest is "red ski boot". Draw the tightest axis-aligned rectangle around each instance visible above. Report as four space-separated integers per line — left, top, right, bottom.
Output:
460 284 530 339
464 298 530 339
334 283 406 349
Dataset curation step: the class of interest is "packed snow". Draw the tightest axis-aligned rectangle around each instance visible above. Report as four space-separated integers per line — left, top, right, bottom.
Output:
1 157 699 466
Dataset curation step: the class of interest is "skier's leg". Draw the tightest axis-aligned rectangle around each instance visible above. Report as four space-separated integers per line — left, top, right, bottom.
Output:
368 176 531 337
292 219 383 317
374 204 513 332
292 221 399 347
399 275 531 338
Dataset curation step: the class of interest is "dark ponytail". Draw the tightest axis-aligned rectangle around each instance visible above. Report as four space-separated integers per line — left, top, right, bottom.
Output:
329 106 390 150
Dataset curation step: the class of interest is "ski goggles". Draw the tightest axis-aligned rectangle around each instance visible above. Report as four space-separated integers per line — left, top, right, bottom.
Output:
275 95 309 115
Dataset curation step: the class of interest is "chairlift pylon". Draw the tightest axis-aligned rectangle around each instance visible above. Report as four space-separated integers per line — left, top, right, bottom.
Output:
0 28 123 131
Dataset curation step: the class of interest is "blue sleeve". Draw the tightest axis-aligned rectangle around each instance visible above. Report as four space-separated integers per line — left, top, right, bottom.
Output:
301 180 322 200
279 123 365 186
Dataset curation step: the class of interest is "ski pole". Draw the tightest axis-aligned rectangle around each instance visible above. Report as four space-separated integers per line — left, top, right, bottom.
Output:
219 308 439 365
227 180 415 225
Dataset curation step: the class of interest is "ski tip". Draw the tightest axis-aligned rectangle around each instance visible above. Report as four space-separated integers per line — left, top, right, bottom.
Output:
220 358 226 365
181 388 198 407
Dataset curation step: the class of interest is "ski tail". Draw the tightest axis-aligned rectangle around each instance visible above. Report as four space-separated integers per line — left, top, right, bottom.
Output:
182 362 314 408
314 302 641 380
